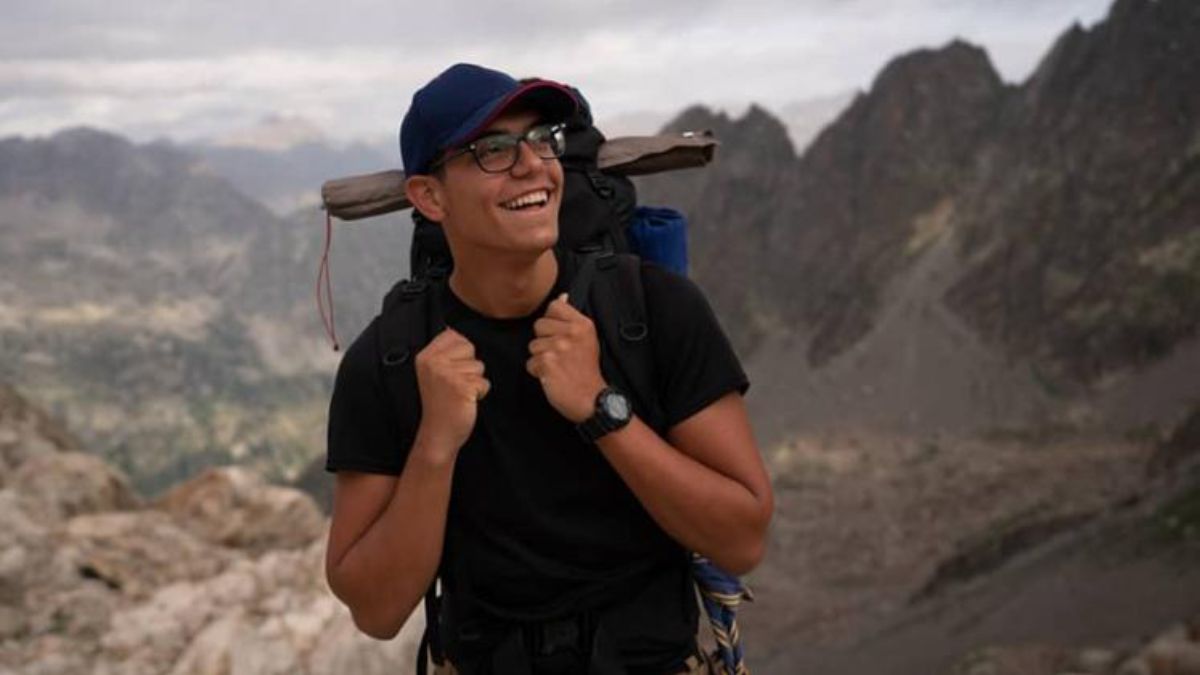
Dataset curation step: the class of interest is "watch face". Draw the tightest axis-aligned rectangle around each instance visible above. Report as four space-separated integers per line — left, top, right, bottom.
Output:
602 391 631 421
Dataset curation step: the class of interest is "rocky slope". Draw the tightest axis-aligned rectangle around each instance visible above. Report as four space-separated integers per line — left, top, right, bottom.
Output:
0 383 423 675
743 405 1200 675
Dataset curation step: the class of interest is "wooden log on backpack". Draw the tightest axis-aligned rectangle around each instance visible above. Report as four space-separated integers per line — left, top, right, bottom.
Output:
320 132 717 221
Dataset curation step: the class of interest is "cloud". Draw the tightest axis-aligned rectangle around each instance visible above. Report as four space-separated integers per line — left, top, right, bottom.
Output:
1 0 1114 143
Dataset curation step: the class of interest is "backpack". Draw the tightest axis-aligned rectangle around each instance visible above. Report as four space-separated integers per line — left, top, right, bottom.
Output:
320 96 751 675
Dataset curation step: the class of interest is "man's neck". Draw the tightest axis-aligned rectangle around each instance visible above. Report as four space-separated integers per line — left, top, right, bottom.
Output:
448 248 558 319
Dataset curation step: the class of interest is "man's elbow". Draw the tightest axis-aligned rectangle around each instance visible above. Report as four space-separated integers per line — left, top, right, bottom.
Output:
327 567 412 640
724 494 773 575
350 608 406 641
718 537 767 576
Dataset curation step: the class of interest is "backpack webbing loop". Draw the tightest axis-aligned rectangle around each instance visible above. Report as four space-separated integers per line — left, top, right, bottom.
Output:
619 322 649 342
382 348 411 366
586 168 615 199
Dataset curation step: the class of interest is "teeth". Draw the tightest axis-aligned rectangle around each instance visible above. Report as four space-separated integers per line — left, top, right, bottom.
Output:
502 190 549 210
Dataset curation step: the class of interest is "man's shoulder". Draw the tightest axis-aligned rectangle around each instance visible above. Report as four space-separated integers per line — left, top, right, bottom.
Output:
333 315 385 388
636 259 712 319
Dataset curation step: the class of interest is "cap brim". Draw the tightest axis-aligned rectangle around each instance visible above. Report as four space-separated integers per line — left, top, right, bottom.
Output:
446 80 579 149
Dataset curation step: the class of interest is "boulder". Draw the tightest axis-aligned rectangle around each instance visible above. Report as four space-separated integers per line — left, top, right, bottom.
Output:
0 383 81 479
13 451 141 522
65 511 234 599
155 466 325 553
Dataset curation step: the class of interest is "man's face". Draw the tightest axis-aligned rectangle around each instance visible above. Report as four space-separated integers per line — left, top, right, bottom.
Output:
434 109 564 259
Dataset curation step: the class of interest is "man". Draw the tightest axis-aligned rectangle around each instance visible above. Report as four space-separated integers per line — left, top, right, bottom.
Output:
324 63 773 674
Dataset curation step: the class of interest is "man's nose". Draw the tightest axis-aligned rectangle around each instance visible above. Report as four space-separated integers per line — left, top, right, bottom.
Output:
509 139 543 177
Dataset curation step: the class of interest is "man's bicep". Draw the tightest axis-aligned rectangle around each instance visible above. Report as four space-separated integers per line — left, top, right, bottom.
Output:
326 471 398 573
666 392 771 502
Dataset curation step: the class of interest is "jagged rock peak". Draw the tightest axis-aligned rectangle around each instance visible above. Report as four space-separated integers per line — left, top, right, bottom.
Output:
663 103 796 161
869 39 1003 101
1024 0 1198 98
662 104 729 133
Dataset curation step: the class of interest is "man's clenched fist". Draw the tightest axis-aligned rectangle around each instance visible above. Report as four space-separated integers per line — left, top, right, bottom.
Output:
414 328 489 457
526 294 607 424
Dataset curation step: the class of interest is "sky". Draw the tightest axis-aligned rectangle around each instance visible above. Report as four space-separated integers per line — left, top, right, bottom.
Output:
0 0 1115 149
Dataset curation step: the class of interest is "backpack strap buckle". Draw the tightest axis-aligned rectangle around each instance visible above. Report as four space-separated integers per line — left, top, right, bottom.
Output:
398 279 428 297
533 616 584 657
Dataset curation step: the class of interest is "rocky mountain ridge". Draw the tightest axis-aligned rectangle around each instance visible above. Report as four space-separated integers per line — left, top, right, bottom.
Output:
637 0 1199 441
0 128 409 493
1 0 1196 489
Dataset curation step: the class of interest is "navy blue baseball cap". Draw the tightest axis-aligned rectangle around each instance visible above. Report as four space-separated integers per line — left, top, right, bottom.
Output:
400 63 579 175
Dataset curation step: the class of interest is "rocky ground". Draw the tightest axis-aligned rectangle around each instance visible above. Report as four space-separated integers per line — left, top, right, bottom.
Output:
0 383 424 675
3 379 1198 674
738 409 1200 675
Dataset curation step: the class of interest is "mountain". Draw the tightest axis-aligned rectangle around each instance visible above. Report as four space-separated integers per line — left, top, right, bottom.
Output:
637 0 1200 441
945 0 1200 384
777 90 856 154
0 128 409 493
189 138 393 215
1 0 1195 506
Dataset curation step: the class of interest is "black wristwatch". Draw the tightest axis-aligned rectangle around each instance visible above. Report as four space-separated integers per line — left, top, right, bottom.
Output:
577 386 633 443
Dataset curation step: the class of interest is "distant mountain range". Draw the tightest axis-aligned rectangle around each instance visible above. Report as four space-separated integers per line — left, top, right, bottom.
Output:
0 0 1196 491
0 128 408 492
188 138 392 215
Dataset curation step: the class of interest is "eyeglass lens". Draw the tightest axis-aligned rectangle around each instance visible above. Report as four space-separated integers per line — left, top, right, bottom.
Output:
474 125 565 173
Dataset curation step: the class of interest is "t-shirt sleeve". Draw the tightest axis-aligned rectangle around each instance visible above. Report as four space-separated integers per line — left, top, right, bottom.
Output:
643 262 750 430
325 318 407 475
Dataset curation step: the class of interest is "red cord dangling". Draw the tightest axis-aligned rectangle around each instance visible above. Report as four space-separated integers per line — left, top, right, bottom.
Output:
316 210 340 351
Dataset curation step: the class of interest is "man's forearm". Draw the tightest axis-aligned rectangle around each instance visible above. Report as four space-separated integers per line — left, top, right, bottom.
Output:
327 436 457 639
595 411 770 575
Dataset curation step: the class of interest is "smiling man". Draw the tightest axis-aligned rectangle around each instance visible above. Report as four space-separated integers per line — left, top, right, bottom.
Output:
323 63 773 675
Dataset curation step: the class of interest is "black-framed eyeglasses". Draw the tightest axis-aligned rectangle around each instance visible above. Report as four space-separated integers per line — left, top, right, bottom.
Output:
430 123 567 174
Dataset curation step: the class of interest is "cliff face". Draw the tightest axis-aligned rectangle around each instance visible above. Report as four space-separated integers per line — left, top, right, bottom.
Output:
638 0 1199 436
946 0 1200 383
637 41 1007 362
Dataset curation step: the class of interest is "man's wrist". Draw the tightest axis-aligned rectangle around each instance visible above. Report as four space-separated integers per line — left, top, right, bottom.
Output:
564 381 607 424
411 427 462 468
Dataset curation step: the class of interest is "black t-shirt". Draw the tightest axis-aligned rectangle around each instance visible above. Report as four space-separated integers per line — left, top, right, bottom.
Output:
326 260 749 668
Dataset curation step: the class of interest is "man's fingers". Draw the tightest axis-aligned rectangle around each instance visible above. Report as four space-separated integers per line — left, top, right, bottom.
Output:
533 316 571 337
427 328 475 357
453 359 486 376
528 337 565 355
459 375 490 401
439 341 477 362
543 293 581 321
525 355 543 380
472 377 491 401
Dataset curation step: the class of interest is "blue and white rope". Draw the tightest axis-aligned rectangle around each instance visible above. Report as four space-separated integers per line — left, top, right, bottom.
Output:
691 553 754 675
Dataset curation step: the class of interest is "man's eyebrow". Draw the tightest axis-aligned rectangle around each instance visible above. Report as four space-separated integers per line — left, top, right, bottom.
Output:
477 118 549 138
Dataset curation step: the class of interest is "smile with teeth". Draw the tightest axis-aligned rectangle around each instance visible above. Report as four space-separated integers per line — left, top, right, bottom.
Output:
501 189 550 211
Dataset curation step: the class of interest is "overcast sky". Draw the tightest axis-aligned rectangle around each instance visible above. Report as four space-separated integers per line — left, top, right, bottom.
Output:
1 0 1114 149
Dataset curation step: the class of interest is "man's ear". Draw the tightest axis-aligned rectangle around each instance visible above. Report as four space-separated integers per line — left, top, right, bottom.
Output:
405 175 447 222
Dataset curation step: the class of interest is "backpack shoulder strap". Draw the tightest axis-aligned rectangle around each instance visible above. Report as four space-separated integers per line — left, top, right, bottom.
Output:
376 276 448 675
573 251 756 674
572 250 667 434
